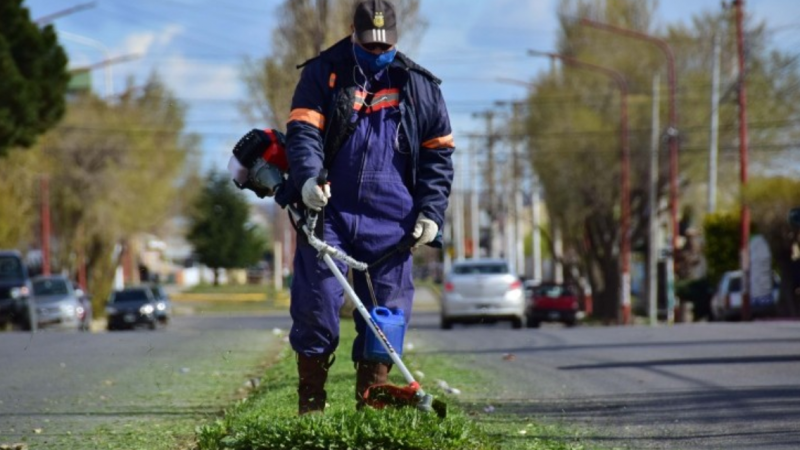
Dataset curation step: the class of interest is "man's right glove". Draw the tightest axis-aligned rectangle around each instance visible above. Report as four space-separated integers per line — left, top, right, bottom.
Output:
412 213 438 248
301 177 331 211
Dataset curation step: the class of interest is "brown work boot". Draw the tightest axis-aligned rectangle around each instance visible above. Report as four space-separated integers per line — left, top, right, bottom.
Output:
297 353 335 414
355 360 392 409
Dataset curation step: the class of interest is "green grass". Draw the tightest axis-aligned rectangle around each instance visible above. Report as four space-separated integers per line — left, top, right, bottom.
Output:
195 321 605 450
196 323 495 450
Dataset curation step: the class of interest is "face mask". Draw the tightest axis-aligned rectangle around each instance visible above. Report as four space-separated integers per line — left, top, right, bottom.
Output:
353 42 397 74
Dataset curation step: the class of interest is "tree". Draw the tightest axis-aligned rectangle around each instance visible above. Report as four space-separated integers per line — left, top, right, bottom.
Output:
522 0 800 322
240 0 426 129
33 74 198 315
187 171 267 285
702 212 741 285
0 148 39 248
0 0 69 156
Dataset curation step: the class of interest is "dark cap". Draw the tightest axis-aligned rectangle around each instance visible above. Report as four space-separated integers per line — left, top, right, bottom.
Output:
353 0 398 46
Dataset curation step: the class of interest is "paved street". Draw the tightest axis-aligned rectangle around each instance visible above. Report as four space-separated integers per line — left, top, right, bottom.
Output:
409 308 800 450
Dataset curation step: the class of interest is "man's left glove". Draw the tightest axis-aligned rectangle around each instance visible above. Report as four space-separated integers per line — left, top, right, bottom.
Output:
412 213 438 248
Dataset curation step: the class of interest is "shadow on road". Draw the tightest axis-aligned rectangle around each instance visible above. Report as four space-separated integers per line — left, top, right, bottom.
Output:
462 386 800 449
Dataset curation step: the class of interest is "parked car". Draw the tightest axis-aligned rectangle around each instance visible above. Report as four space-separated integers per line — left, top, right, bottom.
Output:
0 250 33 330
29 275 86 331
145 283 172 325
526 282 583 328
106 286 159 331
440 259 525 330
710 270 779 321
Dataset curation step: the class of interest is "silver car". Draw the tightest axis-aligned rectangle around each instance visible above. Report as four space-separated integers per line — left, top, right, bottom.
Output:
440 259 525 329
31 275 86 331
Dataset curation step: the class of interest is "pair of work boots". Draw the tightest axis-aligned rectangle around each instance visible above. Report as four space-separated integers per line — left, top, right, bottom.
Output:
297 354 391 414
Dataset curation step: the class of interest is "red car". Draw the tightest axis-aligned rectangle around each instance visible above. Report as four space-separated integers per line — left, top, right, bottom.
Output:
525 282 582 328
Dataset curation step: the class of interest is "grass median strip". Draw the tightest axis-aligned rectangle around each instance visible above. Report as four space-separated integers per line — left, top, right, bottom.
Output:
195 321 494 450
195 320 600 450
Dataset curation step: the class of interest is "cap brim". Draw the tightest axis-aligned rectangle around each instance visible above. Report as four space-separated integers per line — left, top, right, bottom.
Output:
356 28 397 45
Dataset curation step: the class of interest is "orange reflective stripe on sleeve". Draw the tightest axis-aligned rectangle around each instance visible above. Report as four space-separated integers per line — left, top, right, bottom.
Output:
422 134 455 149
288 108 325 130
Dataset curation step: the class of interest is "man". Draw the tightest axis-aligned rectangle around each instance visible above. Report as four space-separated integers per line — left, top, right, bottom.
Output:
285 0 455 414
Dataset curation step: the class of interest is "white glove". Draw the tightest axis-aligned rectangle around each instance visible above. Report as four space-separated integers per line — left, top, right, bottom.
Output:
412 213 438 248
301 177 331 211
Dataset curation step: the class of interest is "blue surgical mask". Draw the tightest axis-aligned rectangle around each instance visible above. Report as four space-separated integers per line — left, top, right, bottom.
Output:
353 43 397 74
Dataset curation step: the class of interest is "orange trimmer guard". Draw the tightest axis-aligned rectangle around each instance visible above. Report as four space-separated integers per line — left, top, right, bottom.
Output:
363 381 421 408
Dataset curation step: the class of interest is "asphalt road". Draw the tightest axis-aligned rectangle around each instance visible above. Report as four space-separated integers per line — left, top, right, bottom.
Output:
3 289 799 450
0 313 292 447
408 310 800 450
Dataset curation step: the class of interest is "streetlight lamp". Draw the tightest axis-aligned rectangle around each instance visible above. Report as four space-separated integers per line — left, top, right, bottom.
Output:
579 19 680 291
528 50 632 324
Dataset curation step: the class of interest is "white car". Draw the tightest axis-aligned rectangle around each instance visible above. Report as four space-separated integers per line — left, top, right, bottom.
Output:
440 259 525 329
710 270 779 321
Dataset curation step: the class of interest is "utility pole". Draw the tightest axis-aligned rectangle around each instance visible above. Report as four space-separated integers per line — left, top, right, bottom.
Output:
648 74 660 326
453 148 466 261
40 177 51 276
734 0 751 320
708 32 721 214
532 181 542 282
473 111 497 257
470 138 480 259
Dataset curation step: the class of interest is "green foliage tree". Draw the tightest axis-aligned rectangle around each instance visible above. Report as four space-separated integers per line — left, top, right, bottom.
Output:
702 212 741 285
34 74 198 315
240 0 426 128
0 0 69 156
0 148 39 248
187 171 267 285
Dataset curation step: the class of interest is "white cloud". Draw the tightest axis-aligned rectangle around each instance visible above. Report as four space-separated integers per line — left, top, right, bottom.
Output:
158 56 240 100
117 24 185 57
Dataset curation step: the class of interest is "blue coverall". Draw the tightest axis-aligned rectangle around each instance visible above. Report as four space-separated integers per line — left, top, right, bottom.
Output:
285 37 455 362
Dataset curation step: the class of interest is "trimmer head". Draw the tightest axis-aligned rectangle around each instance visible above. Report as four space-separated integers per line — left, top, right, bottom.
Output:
364 383 447 418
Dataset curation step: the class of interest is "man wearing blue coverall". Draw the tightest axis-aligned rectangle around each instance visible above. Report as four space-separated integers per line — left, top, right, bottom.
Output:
285 0 455 414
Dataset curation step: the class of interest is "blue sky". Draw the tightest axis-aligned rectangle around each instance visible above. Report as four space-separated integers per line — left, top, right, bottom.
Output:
23 0 800 174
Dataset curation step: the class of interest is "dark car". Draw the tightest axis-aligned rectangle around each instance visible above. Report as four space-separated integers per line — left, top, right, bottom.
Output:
0 250 33 330
105 286 159 331
145 284 172 325
526 282 583 328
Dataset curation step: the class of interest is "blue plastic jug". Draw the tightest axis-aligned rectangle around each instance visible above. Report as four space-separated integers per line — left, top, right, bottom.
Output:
364 306 406 364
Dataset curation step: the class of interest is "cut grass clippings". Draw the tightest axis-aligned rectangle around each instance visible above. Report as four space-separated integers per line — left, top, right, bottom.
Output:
196 321 495 450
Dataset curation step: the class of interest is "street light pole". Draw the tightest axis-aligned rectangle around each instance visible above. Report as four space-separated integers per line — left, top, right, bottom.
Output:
528 50 631 324
35 2 96 26
59 31 114 98
579 18 680 279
